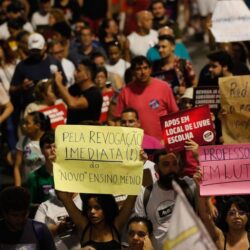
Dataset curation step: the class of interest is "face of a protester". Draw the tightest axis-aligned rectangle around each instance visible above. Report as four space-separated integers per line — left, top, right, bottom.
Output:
107 20 119 35
51 43 64 61
139 14 153 31
95 71 107 88
43 84 56 105
94 56 105 67
134 62 152 84
208 61 223 78
4 210 29 231
158 153 179 176
80 29 93 47
22 115 39 136
75 64 90 84
120 112 140 128
152 2 166 19
158 39 174 59
127 222 149 249
42 142 55 161
87 198 105 224
226 203 248 231
108 45 121 64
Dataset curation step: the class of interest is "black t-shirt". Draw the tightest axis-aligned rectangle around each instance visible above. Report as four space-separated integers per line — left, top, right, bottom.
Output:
67 85 103 124
10 54 66 109
81 0 107 20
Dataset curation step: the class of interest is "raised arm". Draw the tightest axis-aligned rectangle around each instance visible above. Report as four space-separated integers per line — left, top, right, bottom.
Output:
54 71 88 109
56 190 88 232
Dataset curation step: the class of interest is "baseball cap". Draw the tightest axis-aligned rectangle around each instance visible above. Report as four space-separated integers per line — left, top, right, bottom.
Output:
28 33 45 50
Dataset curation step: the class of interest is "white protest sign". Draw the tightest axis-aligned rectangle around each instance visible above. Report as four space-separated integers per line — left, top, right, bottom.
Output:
211 0 250 42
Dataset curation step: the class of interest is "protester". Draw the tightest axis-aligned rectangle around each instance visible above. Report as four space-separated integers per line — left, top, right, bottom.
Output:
115 55 178 141
0 186 56 249
54 59 103 124
105 40 131 80
134 147 198 249
13 111 51 186
24 78 65 117
194 171 250 250
127 10 158 57
25 130 55 208
56 191 137 249
123 216 153 250
35 190 82 250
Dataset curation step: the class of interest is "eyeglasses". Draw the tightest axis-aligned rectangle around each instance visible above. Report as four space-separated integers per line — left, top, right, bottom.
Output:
227 209 247 217
128 230 147 238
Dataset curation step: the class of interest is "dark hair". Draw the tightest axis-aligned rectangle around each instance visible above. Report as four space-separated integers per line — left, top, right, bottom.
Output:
130 56 151 71
28 111 51 132
127 216 153 235
91 51 106 62
98 18 118 44
81 194 119 225
0 186 30 213
218 196 250 232
39 130 55 149
7 17 24 30
158 34 175 45
207 50 233 72
7 0 24 13
94 66 108 79
121 107 139 120
149 0 166 11
79 59 96 80
106 40 121 51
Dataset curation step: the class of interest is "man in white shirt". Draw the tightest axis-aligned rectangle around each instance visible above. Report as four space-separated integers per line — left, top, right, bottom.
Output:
134 149 197 249
0 1 33 40
128 10 158 57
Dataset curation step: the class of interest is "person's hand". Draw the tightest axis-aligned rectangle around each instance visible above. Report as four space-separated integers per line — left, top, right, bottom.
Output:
193 166 202 188
55 189 72 202
22 78 33 90
218 108 227 120
143 235 153 250
140 149 148 164
184 139 199 162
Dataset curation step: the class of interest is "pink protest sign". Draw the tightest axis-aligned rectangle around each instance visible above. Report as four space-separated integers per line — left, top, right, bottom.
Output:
160 105 215 152
199 144 250 196
40 103 67 129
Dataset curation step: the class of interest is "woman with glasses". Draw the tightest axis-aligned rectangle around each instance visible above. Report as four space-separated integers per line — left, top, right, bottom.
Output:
195 173 250 250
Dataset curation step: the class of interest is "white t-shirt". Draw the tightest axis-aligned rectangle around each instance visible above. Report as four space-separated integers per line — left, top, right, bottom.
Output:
31 12 50 29
105 59 130 80
134 182 176 250
35 192 82 250
0 22 33 40
128 30 158 57
61 58 75 87
16 136 45 180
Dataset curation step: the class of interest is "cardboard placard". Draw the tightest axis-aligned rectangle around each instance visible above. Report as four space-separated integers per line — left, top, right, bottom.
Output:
54 125 144 195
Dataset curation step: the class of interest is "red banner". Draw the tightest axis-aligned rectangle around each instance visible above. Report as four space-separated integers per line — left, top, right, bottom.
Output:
40 103 67 129
160 105 215 152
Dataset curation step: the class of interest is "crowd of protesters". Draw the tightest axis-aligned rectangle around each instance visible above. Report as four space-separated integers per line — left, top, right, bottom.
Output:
0 0 249 249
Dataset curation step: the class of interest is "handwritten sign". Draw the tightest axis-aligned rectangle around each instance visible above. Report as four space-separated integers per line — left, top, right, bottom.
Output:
211 0 250 42
219 75 250 144
160 105 215 152
194 86 220 114
40 103 67 129
54 125 144 194
199 144 250 196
